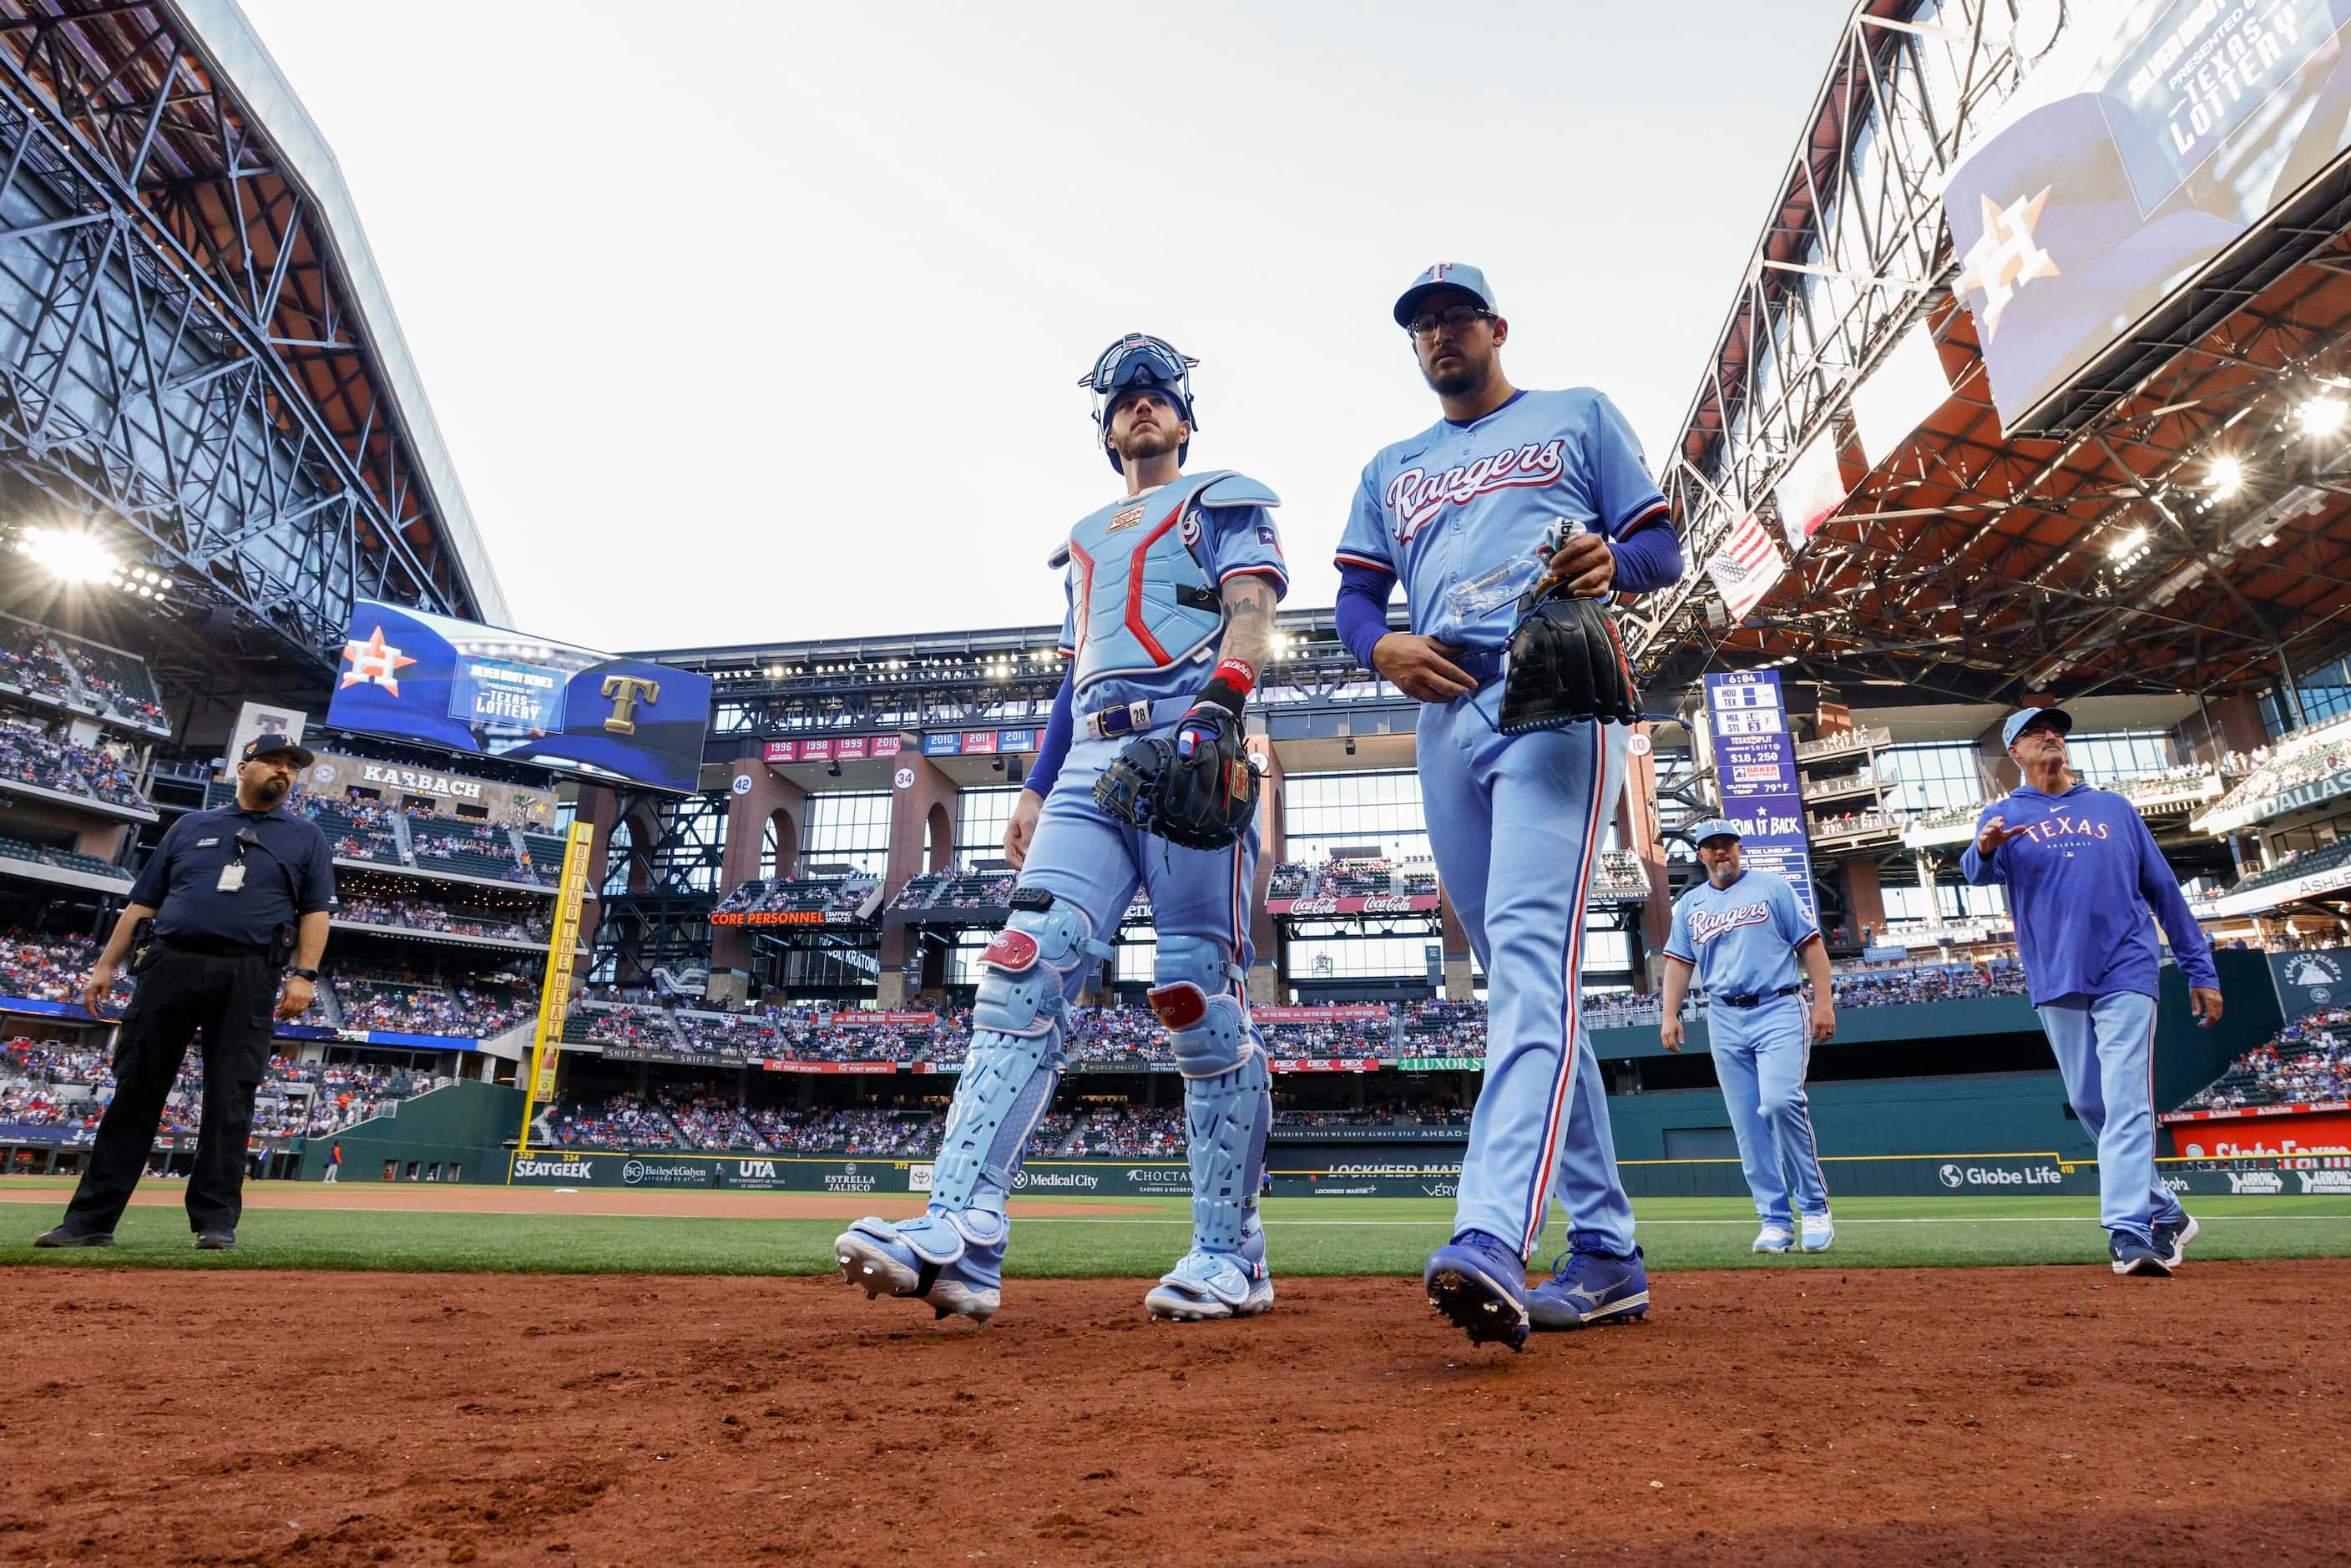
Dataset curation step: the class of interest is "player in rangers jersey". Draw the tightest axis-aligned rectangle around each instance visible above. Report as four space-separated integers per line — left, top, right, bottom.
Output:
836 334 1287 1324
1660 819 1836 1256
1333 264 1684 1348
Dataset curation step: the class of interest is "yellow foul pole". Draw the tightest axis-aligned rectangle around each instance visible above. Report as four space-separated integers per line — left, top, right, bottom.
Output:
515 821 597 1166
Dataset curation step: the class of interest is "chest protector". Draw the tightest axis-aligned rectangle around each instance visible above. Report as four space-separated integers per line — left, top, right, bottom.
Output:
1050 469 1277 693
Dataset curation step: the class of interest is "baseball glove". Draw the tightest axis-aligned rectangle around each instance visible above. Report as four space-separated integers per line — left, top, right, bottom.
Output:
1496 582 1641 735
1093 704 1259 851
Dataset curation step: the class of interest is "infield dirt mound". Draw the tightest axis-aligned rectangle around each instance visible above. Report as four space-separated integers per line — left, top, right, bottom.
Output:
3 1261 2345 1565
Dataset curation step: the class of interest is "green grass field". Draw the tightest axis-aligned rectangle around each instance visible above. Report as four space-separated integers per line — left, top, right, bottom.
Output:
3 1181 2350 1276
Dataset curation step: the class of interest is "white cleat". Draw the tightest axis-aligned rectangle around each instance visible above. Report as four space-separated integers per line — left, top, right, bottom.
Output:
1144 1247 1275 1322
832 1227 1001 1326
1799 1211 1834 1253
1145 1273 1275 1322
1752 1224 1794 1254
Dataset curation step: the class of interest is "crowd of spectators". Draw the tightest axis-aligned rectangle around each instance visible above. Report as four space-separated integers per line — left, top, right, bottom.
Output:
1063 1105 1181 1156
287 792 403 862
549 1094 680 1150
336 895 546 943
2181 1009 2351 1110
332 971 535 1038
407 813 538 883
0 722 148 809
2 1037 434 1136
0 623 75 702
0 928 103 1004
1827 962 2028 1008
53 642 168 730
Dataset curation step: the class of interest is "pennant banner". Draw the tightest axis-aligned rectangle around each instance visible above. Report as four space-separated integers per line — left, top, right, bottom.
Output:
1775 431 1848 555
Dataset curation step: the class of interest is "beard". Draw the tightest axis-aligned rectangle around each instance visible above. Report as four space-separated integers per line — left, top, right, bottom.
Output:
1421 345 1491 397
1115 424 1183 467
248 774 289 805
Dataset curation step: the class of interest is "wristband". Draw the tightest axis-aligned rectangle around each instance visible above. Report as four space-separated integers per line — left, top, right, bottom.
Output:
1211 657 1258 695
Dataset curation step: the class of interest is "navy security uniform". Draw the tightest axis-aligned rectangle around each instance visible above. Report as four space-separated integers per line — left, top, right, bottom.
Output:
1666 868 1829 1227
63 802 336 1236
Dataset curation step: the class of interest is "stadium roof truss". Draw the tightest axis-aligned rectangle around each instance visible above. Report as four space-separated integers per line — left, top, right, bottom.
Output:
0 0 500 672
1631 0 2351 714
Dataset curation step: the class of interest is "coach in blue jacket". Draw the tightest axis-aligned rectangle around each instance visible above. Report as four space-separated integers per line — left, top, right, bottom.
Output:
1961 706 2221 1277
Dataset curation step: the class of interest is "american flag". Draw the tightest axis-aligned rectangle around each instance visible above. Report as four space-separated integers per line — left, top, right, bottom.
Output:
1706 512 1786 620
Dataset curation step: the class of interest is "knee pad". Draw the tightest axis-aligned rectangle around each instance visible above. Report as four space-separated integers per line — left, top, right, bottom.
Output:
973 888 1105 1039
1149 933 1250 1079
931 891 1110 1211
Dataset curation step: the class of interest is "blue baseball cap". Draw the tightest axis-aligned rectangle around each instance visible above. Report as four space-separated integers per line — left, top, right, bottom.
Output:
1688 817 1742 846
1393 262 1497 327
2000 706 2073 750
241 731 314 767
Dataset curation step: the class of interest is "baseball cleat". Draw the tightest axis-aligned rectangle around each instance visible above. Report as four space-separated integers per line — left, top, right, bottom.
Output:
2153 1212 2199 1270
2109 1232 2171 1277
1529 1244 1650 1330
1145 1246 1275 1322
1423 1230 1530 1351
1799 1211 1834 1253
833 1212 1004 1325
1752 1224 1794 1254
32 1227 113 1248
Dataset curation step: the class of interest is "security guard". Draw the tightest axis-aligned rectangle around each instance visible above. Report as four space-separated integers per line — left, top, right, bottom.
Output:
35 733 336 1250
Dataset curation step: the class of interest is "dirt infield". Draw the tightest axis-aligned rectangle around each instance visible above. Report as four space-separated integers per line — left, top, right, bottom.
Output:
0 1182 1147 1221
3 1262 2347 1565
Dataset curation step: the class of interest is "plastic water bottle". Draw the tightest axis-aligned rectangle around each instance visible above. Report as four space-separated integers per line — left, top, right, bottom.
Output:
1443 519 1581 620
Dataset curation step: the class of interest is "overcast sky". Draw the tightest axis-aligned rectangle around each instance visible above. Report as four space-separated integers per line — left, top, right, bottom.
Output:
235 0 1853 653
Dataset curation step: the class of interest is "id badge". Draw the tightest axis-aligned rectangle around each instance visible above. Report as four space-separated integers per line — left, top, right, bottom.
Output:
216 863 246 893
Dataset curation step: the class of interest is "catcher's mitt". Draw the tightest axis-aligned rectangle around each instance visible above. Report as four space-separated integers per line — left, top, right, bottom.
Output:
1093 705 1259 851
1496 582 1641 735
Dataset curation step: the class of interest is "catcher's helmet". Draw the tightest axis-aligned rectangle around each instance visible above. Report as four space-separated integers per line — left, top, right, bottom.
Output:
1081 333 1197 474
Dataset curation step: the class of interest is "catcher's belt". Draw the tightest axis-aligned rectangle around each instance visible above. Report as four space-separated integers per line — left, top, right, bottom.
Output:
1080 695 1192 741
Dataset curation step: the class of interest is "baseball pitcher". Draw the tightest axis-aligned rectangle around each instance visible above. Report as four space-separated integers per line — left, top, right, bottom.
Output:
1332 263 1684 1348
836 334 1286 1324
1661 818 1835 1256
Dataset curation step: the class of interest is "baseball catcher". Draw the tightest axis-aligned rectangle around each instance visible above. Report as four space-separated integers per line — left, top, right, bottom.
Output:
836 332 1286 1326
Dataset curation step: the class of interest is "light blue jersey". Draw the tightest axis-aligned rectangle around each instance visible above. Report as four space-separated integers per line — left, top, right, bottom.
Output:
1666 868 1820 997
1669 866 1828 1231
1333 387 1669 650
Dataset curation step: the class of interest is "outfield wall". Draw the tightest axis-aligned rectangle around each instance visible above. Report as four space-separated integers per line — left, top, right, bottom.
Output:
493 1144 2351 1201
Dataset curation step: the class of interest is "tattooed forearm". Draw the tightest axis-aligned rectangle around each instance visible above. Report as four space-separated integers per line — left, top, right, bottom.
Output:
1219 574 1277 671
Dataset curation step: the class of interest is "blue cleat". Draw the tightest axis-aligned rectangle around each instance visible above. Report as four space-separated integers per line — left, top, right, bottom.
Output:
834 1211 1007 1325
1423 1229 1529 1351
2108 1232 2170 1277
1529 1244 1650 1330
2153 1212 2198 1270
1752 1223 1793 1254
1799 1211 1834 1253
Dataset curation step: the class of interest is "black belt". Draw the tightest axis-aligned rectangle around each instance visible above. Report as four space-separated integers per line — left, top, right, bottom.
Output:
160 933 271 959
1715 985 1801 1009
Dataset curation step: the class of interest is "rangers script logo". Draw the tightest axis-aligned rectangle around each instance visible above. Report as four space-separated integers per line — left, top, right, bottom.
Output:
1687 902 1771 947
1388 440 1566 542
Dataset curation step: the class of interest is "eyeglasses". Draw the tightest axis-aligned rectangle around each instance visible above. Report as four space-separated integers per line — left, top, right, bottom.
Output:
1405 305 1495 339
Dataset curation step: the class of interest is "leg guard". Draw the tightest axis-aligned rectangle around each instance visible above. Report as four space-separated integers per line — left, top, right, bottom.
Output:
1148 935 1270 1257
926 888 1106 1213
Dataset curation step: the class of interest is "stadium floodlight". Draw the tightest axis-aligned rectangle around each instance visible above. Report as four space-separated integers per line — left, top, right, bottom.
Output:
2301 396 2348 437
19 524 117 584
2106 526 2149 566
2209 455 2244 495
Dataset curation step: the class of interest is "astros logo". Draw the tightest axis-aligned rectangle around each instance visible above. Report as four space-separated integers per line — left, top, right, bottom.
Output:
339 625 417 696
